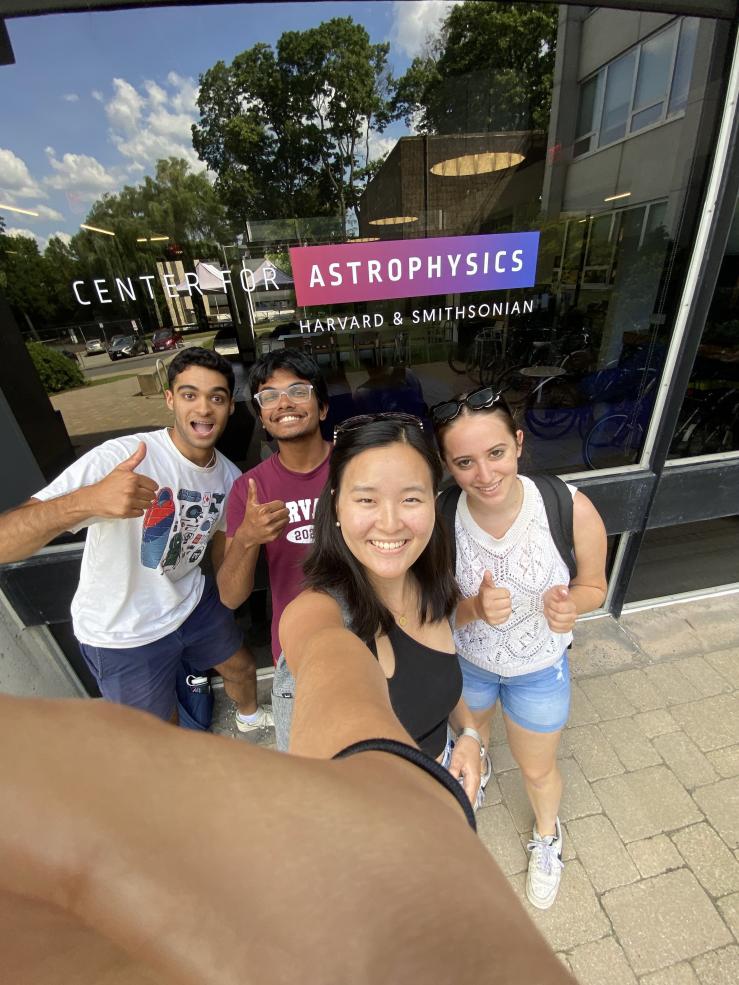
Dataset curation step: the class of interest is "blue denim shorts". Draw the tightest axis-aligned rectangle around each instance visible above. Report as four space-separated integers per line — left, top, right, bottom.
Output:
79 578 243 721
459 652 571 734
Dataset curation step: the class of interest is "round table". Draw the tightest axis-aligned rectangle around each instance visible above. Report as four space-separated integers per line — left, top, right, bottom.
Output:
518 365 566 404
518 365 566 379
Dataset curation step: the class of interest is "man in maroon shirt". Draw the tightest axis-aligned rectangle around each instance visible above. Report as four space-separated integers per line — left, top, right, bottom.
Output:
218 350 331 731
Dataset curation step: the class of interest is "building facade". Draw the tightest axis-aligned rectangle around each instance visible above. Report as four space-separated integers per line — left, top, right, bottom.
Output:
0 0 737 693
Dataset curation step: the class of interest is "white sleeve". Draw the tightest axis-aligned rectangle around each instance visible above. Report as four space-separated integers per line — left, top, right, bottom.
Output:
32 438 139 532
215 463 242 533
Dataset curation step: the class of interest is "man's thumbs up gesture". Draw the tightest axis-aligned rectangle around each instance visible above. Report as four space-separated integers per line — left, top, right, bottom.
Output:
235 478 289 547
84 442 159 519
543 585 578 633
473 570 512 626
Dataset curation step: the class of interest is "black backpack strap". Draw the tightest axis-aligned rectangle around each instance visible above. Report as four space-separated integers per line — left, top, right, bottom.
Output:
437 483 462 568
529 474 578 581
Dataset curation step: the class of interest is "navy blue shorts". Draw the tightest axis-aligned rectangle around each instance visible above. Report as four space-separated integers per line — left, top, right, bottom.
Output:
79 578 243 720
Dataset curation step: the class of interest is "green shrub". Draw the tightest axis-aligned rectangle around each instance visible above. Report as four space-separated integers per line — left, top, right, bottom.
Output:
26 342 86 394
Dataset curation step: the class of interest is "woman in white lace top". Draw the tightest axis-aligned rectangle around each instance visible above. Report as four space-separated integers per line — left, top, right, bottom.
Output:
432 386 607 911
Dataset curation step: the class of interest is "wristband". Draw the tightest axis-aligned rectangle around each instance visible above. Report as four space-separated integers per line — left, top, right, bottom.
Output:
459 727 486 759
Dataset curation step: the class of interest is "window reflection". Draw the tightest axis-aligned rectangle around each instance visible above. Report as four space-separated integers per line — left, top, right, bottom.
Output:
669 193 739 460
0 4 722 478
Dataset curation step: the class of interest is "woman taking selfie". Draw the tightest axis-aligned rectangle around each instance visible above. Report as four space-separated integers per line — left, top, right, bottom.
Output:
432 387 607 908
277 413 486 807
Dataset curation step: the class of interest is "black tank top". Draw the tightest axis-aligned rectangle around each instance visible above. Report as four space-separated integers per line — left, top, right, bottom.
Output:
367 622 463 759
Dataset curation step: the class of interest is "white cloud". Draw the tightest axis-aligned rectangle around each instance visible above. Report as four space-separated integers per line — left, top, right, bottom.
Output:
63 93 79 103
92 89 104 102
103 71 202 173
33 203 65 221
147 108 195 141
6 226 37 240
362 120 398 163
7 227 72 252
5 227 48 251
44 149 118 201
0 147 46 200
391 0 461 58
105 77 144 134
111 127 201 172
168 71 199 114
144 80 168 108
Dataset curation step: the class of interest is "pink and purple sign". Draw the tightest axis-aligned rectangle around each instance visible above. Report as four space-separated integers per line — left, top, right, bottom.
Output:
289 231 540 307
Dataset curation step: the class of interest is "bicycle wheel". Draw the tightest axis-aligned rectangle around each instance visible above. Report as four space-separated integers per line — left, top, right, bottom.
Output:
465 351 485 385
584 414 644 470
447 340 468 374
489 363 526 392
525 406 578 440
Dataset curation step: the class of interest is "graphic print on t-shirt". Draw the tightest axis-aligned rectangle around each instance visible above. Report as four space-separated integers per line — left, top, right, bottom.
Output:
284 497 320 544
141 487 226 576
141 487 176 568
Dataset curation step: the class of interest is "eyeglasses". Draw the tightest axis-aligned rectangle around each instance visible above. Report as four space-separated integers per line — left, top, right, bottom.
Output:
333 413 425 443
430 386 508 426
254 382 314 409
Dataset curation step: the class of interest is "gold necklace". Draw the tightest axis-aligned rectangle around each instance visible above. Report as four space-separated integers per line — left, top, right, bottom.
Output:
387 589 414 628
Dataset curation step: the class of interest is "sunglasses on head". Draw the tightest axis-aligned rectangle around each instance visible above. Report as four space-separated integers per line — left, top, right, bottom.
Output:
430 386 509 427
333 413 425 443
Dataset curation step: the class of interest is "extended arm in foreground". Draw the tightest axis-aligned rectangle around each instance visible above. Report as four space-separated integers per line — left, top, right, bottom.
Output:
0 641 574 985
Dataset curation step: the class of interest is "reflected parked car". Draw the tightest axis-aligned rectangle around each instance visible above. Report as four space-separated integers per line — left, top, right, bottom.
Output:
152 328 184 353
108 335 149 360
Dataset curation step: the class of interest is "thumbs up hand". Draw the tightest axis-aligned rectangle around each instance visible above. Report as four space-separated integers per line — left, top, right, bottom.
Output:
85 442 159 519
235 478 289 547
474 570 512 626
543 585 578 633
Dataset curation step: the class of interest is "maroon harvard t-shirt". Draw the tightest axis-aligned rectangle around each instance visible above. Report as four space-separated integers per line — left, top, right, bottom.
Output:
226 451 331 663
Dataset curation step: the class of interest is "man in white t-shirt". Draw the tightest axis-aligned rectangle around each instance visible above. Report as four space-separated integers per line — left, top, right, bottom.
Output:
0 348 271 730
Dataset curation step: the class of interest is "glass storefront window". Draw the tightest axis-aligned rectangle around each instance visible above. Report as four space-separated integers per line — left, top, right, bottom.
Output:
0 3 724 484
626 517 739 602
668 193 739 460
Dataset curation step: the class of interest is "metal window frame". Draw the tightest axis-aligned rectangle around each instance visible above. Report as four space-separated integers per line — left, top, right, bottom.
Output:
630 18 681 126
582 15 739 613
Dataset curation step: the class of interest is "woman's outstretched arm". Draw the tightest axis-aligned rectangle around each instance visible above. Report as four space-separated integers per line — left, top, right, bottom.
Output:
0 653 574 985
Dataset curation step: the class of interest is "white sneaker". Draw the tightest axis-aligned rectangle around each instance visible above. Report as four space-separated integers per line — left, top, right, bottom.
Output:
526 817 564 909
235 705 274 733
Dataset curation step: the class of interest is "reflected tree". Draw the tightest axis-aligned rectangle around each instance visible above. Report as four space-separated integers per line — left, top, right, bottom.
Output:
193 17 393 235
0 231 54 335
393 1 558 134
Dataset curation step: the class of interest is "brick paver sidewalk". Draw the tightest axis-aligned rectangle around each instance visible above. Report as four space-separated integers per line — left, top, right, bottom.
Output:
216 593 739 983
50 375 171 457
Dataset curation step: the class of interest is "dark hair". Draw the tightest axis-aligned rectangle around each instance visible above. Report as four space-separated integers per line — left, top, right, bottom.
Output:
303 420 458 641
167 347 235 395
248 349 329 413
434 391 519 456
